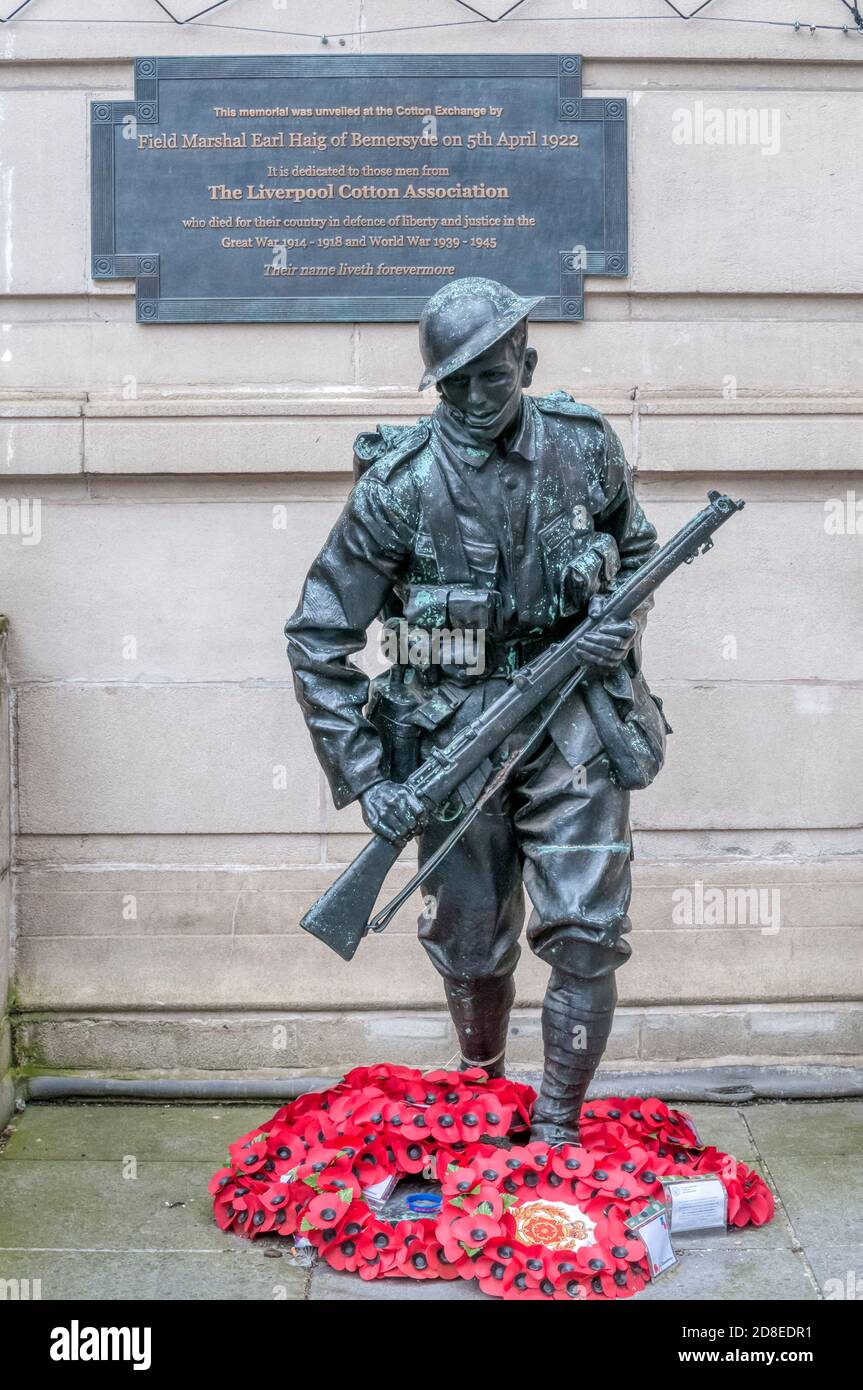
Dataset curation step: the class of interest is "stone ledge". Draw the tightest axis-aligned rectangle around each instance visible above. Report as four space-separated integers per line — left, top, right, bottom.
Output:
637 393 863 415
0 392 860 476
3 291 862 324
6 58 863 95
15 1003 863 1075
2 390 862 416
66 388 863 415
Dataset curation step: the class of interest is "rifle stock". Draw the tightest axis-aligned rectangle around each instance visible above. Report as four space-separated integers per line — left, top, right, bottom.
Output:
299 833 403 962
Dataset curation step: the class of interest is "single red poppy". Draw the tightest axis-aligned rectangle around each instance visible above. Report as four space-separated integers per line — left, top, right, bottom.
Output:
440 1164 483 1201
398 1107 435 1142
302 1189 352 1230
348 1141 390 1190
266 1131 306 1172
391 1222 441 1279
461 1146 512 1186
547 1144 594 1182
354 1221 398 1273
450 1208 506 1247
229 1132 269 1176
208 1166 235 1196
212 1189 240 1231
465 1184 506 1220
424 1101 468 1144
421 1241 465 1281
390 1136 430 1175
742 1183 773 1225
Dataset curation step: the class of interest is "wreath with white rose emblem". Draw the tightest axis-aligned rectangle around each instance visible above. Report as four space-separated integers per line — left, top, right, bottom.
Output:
209 1064 773 1300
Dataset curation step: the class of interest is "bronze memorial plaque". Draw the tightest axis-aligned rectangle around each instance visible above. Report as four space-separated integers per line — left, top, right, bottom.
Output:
91 55 627 323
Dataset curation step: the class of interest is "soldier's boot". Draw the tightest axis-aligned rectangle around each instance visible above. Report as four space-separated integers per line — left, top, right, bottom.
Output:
530 970 617 1146
444 974 515 1080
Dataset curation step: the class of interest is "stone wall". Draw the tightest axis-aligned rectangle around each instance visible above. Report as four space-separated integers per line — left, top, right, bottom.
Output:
1 1 861 1081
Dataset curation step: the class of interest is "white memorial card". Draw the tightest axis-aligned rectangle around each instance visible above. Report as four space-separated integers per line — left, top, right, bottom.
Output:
626 1199 677 1279
660 1173 728 1234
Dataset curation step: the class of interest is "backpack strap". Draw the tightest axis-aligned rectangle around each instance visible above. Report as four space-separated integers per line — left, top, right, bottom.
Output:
423 452 473 584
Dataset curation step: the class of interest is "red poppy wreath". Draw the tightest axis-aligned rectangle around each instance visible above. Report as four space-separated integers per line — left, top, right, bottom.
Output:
209 1063 773 1301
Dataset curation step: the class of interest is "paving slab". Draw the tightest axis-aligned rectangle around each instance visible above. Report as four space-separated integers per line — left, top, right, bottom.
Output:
755 1156 863 1248
0 1160 232 1252
0 1103 269 1163
744 1101 863 1159
634 1247 817 1302
804 1246 863 1299
0 1247 308 1301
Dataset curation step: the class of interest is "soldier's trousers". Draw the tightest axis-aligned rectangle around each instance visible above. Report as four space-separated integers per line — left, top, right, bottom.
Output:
416 703 633 988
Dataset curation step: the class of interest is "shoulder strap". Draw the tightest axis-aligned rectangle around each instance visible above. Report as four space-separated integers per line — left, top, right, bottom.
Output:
424 453 473 584
534 390 603 425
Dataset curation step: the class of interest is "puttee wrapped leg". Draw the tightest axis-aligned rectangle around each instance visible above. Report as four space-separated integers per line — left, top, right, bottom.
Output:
444 974 515 1080
530 970 617 1145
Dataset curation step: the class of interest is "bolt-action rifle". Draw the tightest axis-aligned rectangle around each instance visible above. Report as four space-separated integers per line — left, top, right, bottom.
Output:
300 491 745 961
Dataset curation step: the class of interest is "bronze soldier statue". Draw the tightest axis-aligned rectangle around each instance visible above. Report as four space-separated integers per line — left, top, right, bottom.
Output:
285 277 667 1145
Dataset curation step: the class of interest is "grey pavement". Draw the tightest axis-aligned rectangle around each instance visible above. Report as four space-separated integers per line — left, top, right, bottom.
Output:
1 1100 860 1301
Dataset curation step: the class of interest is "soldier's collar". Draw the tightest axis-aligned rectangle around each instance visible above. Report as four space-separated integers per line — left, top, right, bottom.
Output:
433 396 538 469
502 396 539 464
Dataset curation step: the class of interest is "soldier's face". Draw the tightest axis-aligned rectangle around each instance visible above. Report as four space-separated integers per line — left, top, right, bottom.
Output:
438 334 537 436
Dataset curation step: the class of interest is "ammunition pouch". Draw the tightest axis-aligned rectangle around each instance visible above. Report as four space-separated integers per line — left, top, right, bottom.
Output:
407 681 473 733
582 667 672 790
397 583 500 682
403 584 501 634
560 533 620 616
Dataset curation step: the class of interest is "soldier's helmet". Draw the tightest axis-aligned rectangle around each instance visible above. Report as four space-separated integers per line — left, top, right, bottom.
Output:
417 276 543 392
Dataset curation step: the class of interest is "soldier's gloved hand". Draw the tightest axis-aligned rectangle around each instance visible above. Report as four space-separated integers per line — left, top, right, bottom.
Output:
360 781 426 844
574 597 638 672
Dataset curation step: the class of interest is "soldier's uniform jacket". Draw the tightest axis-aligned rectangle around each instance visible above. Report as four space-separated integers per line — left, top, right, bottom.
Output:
285 390 659 809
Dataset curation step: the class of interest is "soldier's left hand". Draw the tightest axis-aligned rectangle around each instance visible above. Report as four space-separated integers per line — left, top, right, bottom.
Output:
575 607 637 672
